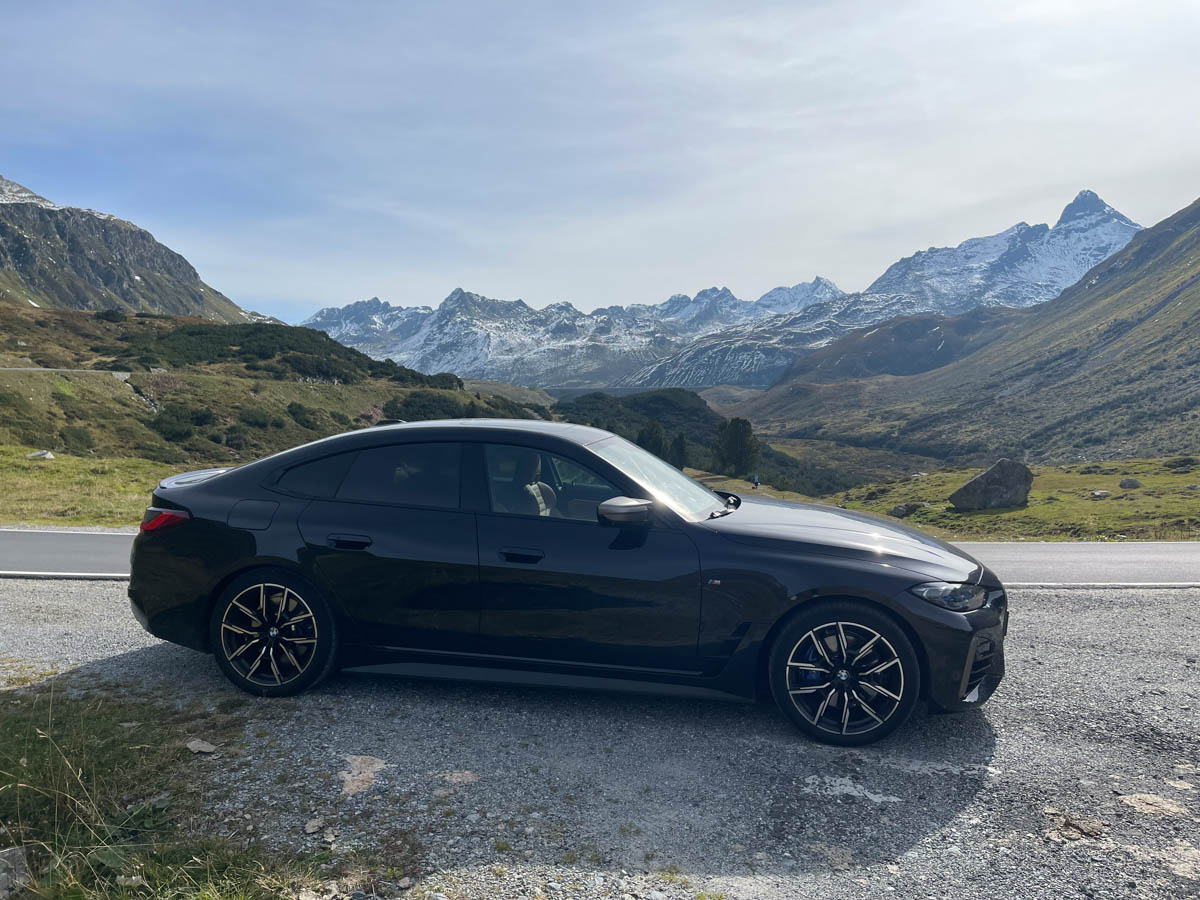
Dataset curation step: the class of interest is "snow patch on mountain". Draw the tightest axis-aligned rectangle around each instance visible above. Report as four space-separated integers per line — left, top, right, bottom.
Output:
302 279 844 387
620 191 1142 388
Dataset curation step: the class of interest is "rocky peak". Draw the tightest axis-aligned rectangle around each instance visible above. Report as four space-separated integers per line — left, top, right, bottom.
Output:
1055 189 1135 229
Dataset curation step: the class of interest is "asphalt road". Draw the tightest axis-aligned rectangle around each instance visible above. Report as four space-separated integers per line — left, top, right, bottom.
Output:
1 578 1197 899
2 528 1198 585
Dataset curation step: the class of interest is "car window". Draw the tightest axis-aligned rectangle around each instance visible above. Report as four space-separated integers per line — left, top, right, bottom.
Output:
551 456 611 490
589 435 725 520
337 442 461 508
484 444 617 521
276 451 356 498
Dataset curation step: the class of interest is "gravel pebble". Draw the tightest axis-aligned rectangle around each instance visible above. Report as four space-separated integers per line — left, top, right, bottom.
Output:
2 579 1198 899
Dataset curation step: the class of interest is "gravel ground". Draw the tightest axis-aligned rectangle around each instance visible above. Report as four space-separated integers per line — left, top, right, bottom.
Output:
1 580 1198 899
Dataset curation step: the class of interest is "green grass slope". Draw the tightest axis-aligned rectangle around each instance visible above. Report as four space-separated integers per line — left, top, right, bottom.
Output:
0 305 543 466
744 194 1200 463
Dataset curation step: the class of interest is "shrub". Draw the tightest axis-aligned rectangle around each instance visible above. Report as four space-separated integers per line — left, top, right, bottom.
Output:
223 425 247 450
238 407 271 428
383 390 464 422
286 401 319 430
190 408 214 427
94 308 127 323
150 404 195 442
61 425 95 453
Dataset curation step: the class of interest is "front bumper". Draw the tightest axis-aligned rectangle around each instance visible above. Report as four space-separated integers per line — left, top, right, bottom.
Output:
892 585 1009 712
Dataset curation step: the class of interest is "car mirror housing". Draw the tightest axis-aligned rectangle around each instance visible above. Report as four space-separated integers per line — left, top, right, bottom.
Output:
597 496 653 526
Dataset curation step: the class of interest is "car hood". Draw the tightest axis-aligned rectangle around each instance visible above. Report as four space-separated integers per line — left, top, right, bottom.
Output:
703 495 987 585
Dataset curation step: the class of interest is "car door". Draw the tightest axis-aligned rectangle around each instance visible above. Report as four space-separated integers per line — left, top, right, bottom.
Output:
473 442 703 671
295 441 479 652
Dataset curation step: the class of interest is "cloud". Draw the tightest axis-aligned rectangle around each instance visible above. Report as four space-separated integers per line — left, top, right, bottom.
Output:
2 0 1197 321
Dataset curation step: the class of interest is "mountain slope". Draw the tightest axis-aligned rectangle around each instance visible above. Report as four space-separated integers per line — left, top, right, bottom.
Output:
0 174 252 323
302 278 846 388
741 194 1200 462
620 191 1141 388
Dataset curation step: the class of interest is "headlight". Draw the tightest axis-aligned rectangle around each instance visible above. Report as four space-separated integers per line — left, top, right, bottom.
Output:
909 582 987 612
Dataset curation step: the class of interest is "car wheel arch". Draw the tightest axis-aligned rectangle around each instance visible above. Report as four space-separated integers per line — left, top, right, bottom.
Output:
754 593 931 702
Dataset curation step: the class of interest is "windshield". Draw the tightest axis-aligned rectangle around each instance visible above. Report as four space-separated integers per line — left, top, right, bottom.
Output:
589 435 727 521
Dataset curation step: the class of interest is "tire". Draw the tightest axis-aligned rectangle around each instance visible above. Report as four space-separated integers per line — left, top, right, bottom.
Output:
209 568 338 697
768 600 920 746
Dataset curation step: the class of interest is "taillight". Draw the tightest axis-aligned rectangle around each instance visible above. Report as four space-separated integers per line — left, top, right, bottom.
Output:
140 508 191 533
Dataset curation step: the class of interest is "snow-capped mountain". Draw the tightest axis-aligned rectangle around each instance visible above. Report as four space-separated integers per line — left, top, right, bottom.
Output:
303 279 844 387
619 191 1141 388
304 191 1138 389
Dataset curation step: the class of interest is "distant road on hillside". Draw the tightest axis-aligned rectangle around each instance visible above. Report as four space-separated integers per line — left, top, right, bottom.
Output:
1 529 1196 585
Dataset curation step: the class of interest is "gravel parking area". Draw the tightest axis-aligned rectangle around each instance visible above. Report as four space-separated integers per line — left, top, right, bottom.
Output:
1 580 1198 899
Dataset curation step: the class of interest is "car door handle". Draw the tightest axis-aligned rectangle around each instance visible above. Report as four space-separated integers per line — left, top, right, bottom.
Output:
500 546 544 564
327 533 373 550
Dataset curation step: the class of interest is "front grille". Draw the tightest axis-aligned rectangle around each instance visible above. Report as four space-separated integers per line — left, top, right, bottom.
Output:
963 637 996 698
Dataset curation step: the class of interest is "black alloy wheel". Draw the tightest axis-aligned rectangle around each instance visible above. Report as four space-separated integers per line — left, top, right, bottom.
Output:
209 569 338 697
769 600 920 745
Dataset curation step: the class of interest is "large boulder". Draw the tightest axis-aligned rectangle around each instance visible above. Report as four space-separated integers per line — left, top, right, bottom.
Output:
948 459 1034 511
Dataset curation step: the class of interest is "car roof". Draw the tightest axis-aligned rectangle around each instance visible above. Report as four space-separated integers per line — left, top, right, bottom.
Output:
236 418 617 476
364 418 612 444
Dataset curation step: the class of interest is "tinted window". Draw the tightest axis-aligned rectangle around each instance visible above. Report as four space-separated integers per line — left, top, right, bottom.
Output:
484 444 617 521
276 451 356 498
337 443 461 508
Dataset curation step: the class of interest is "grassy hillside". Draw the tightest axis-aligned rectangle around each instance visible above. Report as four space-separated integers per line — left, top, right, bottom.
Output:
743 195 1200 463
777 306 1026 383
0 304 543 466
553 388 864 495
0 444 173 526
693 455 1200 541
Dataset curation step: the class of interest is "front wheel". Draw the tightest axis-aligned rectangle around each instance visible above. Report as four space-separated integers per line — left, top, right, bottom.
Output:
209 568 338 697
768 601 920 746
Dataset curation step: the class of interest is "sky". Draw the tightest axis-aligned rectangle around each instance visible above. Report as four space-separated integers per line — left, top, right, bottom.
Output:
2 0 1198 322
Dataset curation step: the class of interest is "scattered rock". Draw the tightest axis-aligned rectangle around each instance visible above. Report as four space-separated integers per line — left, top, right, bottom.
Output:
438 770 479 784
115 875 146 887
0 846 29 898
1119 477 1142 489
888 502 923 519
24 450 54 460
1090 490 1110 500
948 459 1034 511
1188 484 1200 490
397 876 412 890
304 818 325 835
186 739 217 754
1120 793 1186 816
648 892 667 900
339 755 391 796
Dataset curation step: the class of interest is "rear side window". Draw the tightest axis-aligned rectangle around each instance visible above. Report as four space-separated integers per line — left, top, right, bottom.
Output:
337 442 461 509
276 452 356 498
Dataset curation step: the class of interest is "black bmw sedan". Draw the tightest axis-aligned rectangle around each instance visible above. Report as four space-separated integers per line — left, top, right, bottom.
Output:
129 419 1007 746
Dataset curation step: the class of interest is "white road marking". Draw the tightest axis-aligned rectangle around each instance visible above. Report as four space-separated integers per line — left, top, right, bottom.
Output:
0 570 129 580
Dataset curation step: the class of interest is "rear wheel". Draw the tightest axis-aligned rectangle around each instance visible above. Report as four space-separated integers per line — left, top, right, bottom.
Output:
209 569 338 697
768 600 920 746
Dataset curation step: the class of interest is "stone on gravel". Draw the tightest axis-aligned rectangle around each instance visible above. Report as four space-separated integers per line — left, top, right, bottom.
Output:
1119 477 1142 489
948 459 1034 510
0 847 29 899
304 818 325 834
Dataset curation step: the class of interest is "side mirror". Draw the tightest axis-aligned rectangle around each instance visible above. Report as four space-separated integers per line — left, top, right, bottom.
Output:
597 496 653 527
